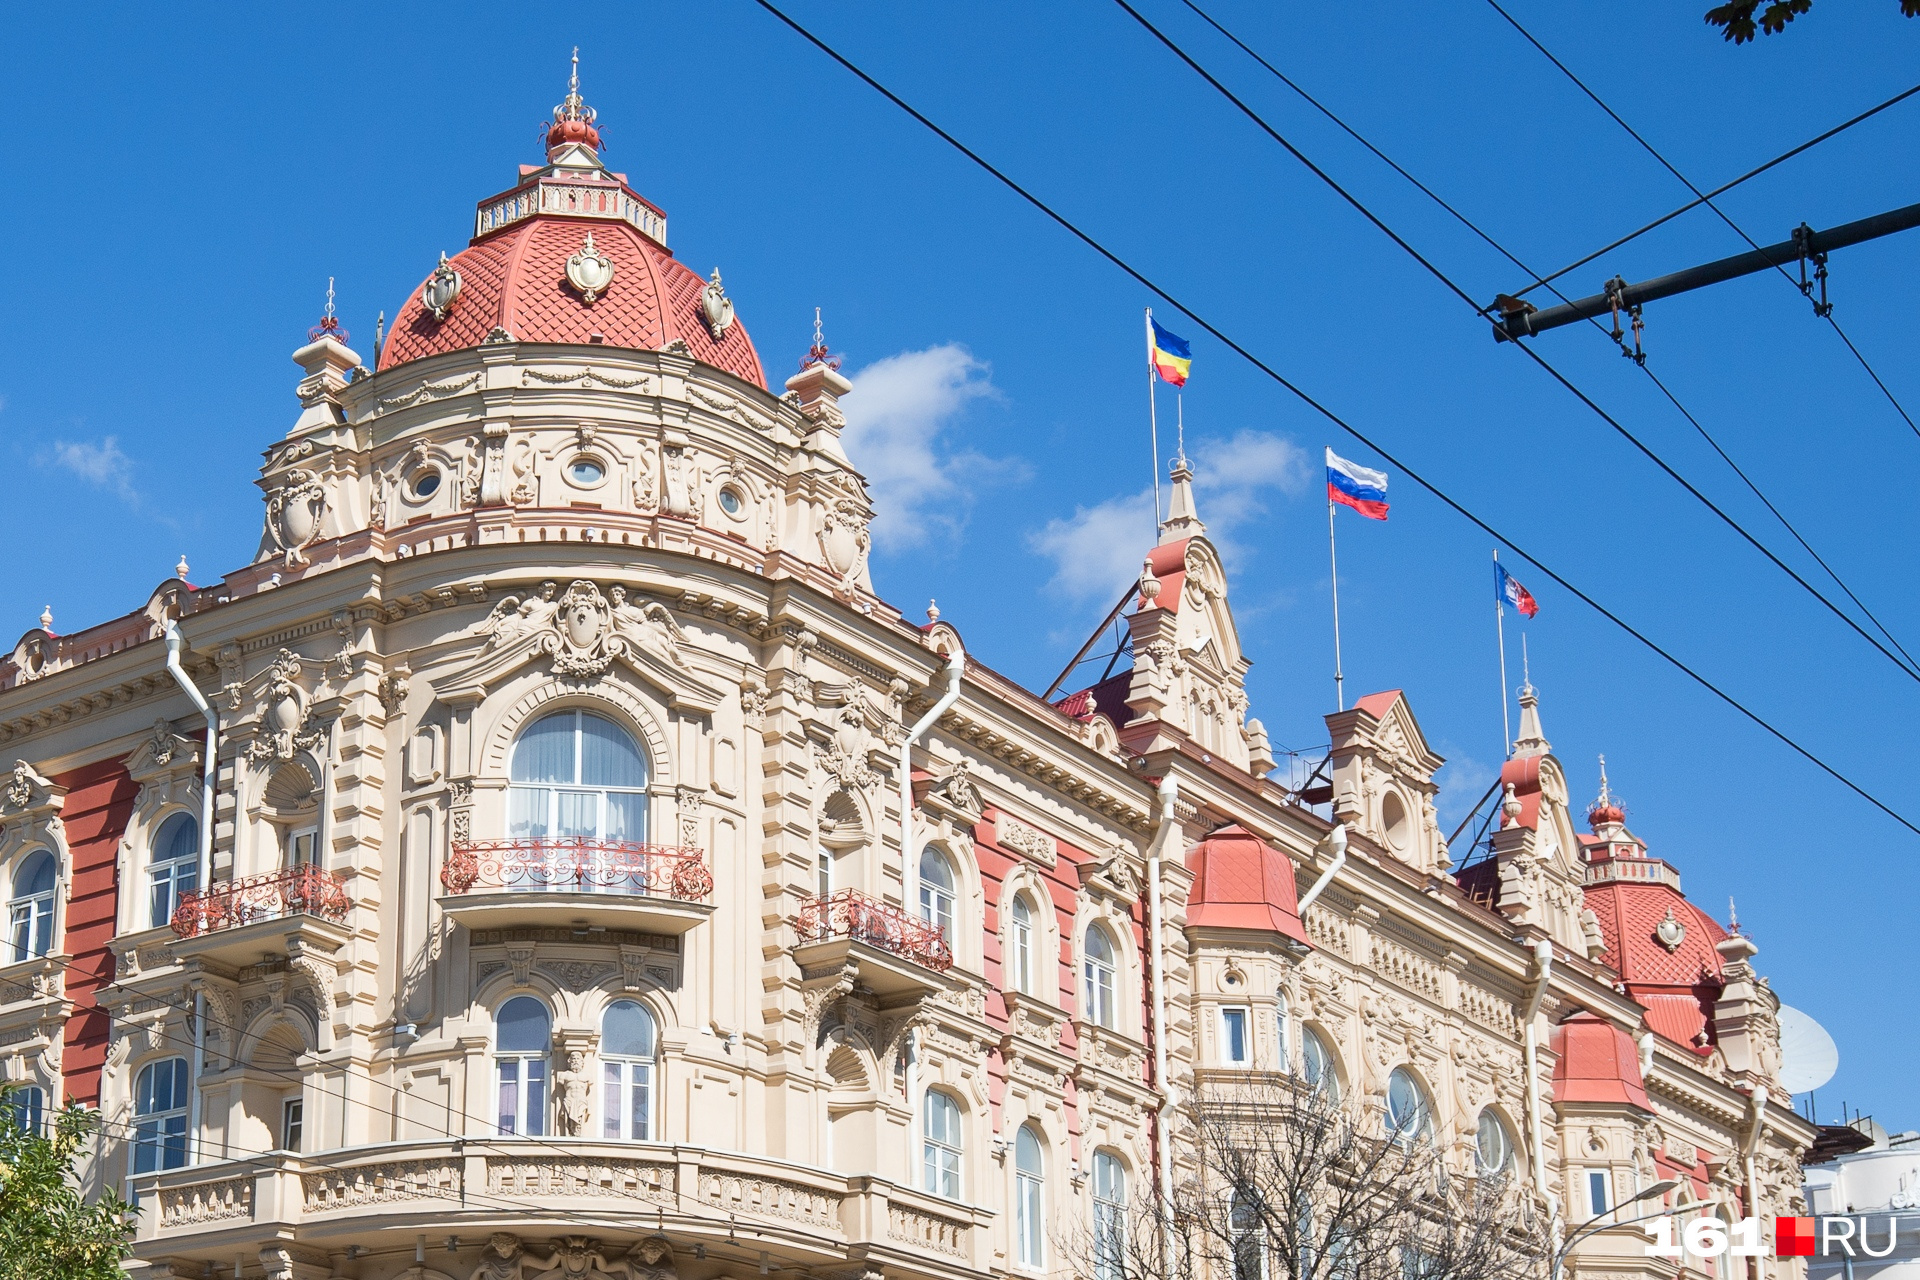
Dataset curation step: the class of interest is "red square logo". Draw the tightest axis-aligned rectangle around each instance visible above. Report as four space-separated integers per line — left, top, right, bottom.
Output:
1776 1217 1817 1257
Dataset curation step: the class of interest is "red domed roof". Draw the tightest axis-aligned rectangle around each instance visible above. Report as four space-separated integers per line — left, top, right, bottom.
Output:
1550 1012 1652 1110
1184 824 1311 946
381 214 765 386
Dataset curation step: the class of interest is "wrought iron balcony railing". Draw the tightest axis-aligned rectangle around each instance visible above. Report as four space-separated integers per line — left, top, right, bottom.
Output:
171 865 350 939
796 889 953 973
440 839 714 902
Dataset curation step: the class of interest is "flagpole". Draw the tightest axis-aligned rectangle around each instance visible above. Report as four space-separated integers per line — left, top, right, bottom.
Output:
1328 492 1344 712
1494 550 1511 755
1145 308 1163 528
1175 388 1185 462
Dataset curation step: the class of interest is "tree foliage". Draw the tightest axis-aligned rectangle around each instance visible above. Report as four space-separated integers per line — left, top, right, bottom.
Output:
1705 0 1920 44
0 1089 136 1280
1062 1072 1549 1280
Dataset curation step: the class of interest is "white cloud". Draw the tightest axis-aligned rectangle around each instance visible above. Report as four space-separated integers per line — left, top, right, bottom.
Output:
45 436 136 499
842 344 1009 549
1029 429 1310 603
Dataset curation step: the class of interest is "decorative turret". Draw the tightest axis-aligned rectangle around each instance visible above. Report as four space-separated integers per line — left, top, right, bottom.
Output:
1511 681 1550 758
1158 453 1206 543
784 308 853 458
1587 755 1627 832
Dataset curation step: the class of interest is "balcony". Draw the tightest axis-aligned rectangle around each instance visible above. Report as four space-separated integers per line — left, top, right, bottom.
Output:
793 890 953 1001
169 866 351 968
437 839 715 935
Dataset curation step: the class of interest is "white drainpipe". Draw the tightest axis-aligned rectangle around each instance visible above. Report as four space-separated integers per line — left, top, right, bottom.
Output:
1295 822 1347 915
1744 1085 1771 1280
163 620 218 1165
1522 938 1556 1211
898 641 963 1183
1147 772 1179 1276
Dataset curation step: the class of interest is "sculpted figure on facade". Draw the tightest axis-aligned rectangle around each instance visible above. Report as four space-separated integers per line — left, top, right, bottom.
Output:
531 1237 616 1280
554 1051 593 1136
469 1234 558 1280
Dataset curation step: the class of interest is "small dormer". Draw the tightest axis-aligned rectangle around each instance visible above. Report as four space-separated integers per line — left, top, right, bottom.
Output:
1323 690 1446 875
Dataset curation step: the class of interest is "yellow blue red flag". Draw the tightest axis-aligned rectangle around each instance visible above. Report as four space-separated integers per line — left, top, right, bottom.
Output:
1149 318 1191 386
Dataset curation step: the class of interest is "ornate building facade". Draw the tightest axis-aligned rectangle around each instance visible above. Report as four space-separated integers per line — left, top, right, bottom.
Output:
0 67 1814 1280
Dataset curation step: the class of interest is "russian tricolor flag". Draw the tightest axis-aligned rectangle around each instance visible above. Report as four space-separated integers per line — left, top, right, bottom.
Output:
1326 448 1389 520
1495 561 1540 618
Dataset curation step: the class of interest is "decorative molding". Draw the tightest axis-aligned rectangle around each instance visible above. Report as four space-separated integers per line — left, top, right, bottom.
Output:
520 367 652 391
373 371 481 415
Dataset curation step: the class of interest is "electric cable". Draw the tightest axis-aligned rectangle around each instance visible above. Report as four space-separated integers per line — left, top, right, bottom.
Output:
746 0 1920 837
1485 0 1920 444
1174 0 1920 673
1109 0 1920 689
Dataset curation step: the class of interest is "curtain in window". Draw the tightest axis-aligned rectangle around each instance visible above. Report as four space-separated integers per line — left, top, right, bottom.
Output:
601 1000 656 1140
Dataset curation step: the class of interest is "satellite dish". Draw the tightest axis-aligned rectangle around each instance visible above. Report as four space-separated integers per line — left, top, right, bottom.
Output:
1778 1005 1839 1094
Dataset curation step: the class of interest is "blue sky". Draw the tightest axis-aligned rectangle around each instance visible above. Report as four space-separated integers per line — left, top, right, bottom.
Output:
2 4 1916 1124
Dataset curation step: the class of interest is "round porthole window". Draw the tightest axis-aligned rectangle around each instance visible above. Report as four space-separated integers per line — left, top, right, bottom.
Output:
718 486 744 517
569 458 605 486
410 469 441 499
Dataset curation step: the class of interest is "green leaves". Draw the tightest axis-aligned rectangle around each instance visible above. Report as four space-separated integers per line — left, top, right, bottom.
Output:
0 1090 136 1280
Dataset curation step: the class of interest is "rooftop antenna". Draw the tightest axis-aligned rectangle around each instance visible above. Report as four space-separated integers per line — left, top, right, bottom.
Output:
1521 631 1531 689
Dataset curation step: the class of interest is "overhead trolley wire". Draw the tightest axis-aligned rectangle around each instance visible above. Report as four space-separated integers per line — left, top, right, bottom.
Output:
1485 0 1920 444
746 0 1920 837
1173 0 1920 675
1109 0 1920 689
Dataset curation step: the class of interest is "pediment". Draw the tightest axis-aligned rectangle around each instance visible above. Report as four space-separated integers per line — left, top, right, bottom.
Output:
434 580 725 714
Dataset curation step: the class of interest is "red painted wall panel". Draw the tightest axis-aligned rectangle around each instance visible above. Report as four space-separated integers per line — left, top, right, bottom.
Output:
55 758 136 1106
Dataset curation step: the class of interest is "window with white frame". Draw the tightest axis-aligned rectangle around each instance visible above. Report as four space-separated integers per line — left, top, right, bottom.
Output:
285 826 319 868
1093 1149 1126 1280
1275 989 1292 1072
1586 1168 1612 1217
816 848 833 899
1230 1190 1266 1280
1301 1026 1340 1100
1008 893 1037 995
922 1089 962 1198
494 996 550 1136
1014 1124 1046 1270
1084 925 1118 1029
1385 1068 1433 1145
1220 1006 1252 1065
1475 1108 1512 1176
8 850 55 963
919 847 956 945
132 1058 189 1174
601 999 656 1140
509 710 649 844
148 813 198 930
4 1084 44 1136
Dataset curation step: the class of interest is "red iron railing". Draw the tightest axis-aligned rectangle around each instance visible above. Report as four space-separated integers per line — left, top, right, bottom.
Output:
440 839 713 901
171 865 350 939
796 889 953 973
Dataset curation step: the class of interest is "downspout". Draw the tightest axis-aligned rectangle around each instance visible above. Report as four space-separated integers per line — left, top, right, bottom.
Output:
1743 1085 1770 1280
1522 938 1556 1210
898 641 963 1183
1147 773 1178 1276
163 621 217 1165
1295 822 1347 915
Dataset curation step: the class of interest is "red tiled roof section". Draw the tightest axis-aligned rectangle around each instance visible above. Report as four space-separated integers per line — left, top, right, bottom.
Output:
1353 689 1403 718
1583 880 1727 988
1550 1012 1652 1110
1184 824 1311 947
380 216 766 388
1498 754 1545 831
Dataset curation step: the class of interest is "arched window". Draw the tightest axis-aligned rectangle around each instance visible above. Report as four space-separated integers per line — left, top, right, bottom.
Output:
148 813 198 930
494 996 551 1136
601 1000 656 1141
1386 1067 1433 1145
1301 1026 1340 1101
8 851 55 964
509 710 648 843
1275 990 1293 1073
132 1058 189 1173
1093 1150 1126 1280
1014 1124 1046 1270
4 1084 44 1136
922 1089 962 1198
1008 894 1037 995
1230 1190 1265 1280
1475 1108 1512 1176
1083 925 1118 1029
919 848 956 944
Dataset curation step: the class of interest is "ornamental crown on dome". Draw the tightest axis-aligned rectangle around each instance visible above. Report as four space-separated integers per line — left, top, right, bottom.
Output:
548 47 601 155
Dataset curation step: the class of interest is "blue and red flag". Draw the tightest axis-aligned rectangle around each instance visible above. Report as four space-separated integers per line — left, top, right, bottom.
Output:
1326 448 1389 520
1495 561 1540 617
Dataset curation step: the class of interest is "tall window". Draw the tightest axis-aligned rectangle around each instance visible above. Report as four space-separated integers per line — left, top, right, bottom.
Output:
1083 925 1118 1029
494 996 550 1136
1008 894 1036 995
281 1097 304 1151
1386 1068 1433 1145
1475 1109 1512 1176
601 1000 656 1141
1301 1026 1340 1100
1093 1150 1126 1280
1586 1169 1612 1217
285 826 319 868
148 813 198 929
922 1089 962 1198
509 711 649 842
1275 990 1292 1072
4 1085 44 1136
8 851 55 963
1220 1006 1251 1065
132 1058 189 1174
1230 1190 1265 1280
919 848 956 944
1014 1124 1045 1270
